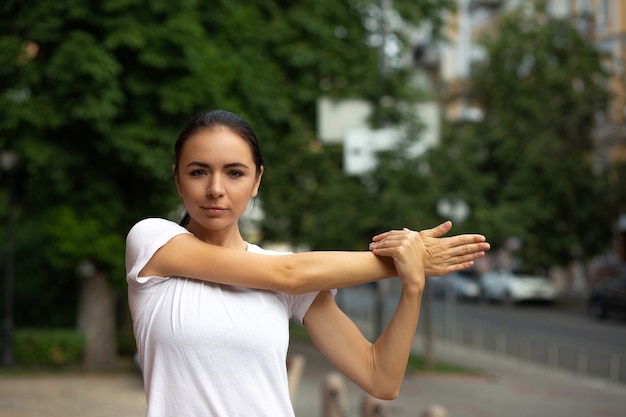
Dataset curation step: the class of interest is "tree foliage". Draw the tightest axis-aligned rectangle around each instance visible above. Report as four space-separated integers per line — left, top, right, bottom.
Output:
0 0 452 329
430 7 612 271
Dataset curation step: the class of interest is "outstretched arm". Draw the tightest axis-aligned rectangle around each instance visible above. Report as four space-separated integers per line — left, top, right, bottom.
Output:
139 221 488 294
141 233 398 294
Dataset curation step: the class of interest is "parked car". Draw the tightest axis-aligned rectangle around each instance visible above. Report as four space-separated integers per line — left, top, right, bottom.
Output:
430 269 481 301
588 276 626 320
479 270 557 305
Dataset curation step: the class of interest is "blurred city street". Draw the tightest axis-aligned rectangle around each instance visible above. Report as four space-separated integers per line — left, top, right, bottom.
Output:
2 285 626 417
1 334 625 417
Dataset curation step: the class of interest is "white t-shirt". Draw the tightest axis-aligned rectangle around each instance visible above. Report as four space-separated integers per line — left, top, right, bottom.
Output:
126 218 322 417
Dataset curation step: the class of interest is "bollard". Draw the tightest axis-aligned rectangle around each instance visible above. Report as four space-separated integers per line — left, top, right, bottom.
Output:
361 394 389 417
322 372 347 417
420 403 449 417
286 354 306 406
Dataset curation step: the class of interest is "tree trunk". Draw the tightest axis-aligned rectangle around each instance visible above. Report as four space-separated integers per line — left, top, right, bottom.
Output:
77 269 116 368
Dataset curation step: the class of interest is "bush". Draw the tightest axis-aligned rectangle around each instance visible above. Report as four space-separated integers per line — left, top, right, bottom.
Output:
116 327 137 356
14 328 84 366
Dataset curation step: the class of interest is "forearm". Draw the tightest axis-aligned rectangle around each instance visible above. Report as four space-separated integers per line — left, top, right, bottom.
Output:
282 251 397 294
369 285 422 399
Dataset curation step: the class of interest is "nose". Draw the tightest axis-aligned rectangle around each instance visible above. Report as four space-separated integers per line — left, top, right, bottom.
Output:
206 174 225 198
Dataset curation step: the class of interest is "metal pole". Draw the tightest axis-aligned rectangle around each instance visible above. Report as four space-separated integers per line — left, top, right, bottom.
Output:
2 162 15 368
422 284 434 369
444 279 456 342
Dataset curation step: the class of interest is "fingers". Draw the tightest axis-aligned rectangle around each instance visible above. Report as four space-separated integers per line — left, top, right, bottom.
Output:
375 223 485 243
418 220 452 238
369 228 420 256
372 222 455 241
448 241 490 256
372 229 487 252
369 232 409 251
370 227 490 266
445 233 487 246
371 228 411 242
425 244 489 276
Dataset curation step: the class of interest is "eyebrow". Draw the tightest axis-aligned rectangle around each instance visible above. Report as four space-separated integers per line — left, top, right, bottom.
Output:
185 161 251 170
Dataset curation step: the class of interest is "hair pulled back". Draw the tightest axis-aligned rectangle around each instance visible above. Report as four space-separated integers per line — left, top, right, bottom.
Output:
174 110 265 226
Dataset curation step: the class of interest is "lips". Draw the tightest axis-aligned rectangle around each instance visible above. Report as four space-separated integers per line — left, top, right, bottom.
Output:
201 206 227 216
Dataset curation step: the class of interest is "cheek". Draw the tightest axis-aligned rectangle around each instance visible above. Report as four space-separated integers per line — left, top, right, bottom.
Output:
177 179 202 200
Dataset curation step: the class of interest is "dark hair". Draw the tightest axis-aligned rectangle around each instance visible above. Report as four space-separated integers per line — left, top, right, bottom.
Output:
174 110 265 226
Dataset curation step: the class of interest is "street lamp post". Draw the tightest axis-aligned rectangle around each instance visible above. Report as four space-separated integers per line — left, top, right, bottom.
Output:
2 149 19 368
437 196 471 343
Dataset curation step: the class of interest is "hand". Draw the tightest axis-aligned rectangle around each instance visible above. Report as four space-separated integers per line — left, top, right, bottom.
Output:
369 228 426 292
417 221 490 276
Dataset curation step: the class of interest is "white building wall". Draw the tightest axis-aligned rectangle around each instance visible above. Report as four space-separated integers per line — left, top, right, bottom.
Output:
317 97 373 144
317 97 440 175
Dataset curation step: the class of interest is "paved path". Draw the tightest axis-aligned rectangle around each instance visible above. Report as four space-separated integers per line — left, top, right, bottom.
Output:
0 371 146 417
1 337 625 417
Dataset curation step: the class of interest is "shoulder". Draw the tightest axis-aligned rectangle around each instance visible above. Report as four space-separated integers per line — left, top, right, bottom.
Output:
127 218 187 242
125 218 191 262
125 218 191 277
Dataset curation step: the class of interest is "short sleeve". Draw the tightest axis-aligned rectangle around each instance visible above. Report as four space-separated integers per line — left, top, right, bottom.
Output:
125 218 192 287
288 289 337 324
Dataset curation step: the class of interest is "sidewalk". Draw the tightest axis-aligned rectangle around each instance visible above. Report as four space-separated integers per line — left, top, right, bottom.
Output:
0 370 146 417
0 337 625 417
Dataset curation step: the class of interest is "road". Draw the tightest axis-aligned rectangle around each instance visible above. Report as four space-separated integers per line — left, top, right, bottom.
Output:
337 282 626 385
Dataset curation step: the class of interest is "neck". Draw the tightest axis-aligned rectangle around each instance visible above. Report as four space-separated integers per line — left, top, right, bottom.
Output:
186 222 247 251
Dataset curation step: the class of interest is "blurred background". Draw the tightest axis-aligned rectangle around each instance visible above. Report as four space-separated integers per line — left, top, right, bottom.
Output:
0 0 624 392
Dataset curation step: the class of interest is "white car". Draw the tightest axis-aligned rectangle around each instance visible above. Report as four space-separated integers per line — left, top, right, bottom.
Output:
430 270 481 301
480 270 557 305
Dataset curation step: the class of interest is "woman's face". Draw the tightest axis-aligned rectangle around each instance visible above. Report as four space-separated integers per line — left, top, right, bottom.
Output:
175 127 263 238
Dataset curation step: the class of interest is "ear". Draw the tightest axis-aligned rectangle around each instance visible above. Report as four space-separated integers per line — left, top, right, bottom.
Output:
251 165 264 198
173 165 183 196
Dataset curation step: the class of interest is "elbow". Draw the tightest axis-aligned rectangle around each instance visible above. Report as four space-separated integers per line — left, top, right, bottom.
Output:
369 386 400 401
365 378 401 401
278 279 302 295
274 262 306 295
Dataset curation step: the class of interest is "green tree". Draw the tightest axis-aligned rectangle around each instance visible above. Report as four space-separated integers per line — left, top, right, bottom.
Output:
1 0 453 365
432 7 612 272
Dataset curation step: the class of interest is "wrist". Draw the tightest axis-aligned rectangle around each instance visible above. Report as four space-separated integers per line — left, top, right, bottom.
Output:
400 278 424 297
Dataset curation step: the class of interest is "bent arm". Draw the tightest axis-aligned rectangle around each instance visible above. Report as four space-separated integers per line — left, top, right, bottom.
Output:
304 287 421 399
139 233 397 294
304 229 425 399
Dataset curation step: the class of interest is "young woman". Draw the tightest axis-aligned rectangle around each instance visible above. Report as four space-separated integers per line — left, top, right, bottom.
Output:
126 110 489 417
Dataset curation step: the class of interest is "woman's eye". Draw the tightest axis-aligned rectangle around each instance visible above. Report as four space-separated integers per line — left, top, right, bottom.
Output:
190 170 206 177
228 170 243 178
